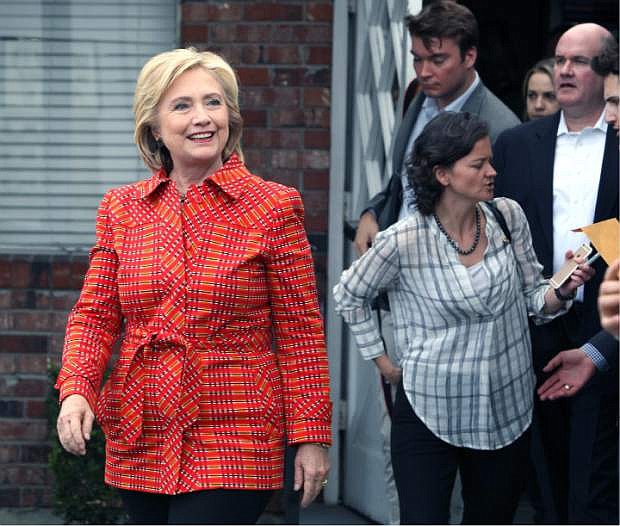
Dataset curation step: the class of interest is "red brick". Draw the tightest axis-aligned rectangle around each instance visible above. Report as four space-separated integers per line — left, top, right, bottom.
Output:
273 67 306 87
307 46 331 64
244 3 302 21
0 312 13 330
306 2 333 22
0 400 22 418
271 129 303 148
0 289 9 309
0 445 20 463
304 87 330 107
302 150 330 170
304 107 330 128
0 259 10 287
12 311 52 332
0 420 47 441
0 355 16 374
25 400 46 418
303 170 330 190
304 67 330 86
304 214 328 233
51 262 71 288
181 2 210 21
243 87 302 109
51 290 79 310
10 260 30 288
0 488 19 507
265 169 299 188
220 25 274 44
241 44 262 64
1 465 48 485
0 377 48 397
271 150 299 170
15 354 47 374
271 108 306 127
243 149 269 170
272 24 331 44
237 67 271 86
69 260 88 289
20 444 49 463
266 45 301 64
304 130 330 149
29 261 51 288
208 3 243 21
21 487 53 508
211 25 238 43
181 24 209 44
0 335 47 354
242 109 267 127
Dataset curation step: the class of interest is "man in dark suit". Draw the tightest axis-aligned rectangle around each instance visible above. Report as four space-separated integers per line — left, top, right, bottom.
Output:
494 23 619 525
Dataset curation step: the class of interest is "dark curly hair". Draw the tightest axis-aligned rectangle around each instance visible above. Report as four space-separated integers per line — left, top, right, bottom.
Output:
407 112 489 215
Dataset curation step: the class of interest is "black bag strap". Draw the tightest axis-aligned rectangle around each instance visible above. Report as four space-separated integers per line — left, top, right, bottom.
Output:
484 200 512 243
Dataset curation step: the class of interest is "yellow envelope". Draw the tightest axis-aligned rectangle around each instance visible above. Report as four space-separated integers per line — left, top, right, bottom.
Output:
572 218 620 265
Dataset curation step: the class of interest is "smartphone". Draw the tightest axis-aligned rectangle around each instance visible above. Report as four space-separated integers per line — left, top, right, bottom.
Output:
549 243 593 289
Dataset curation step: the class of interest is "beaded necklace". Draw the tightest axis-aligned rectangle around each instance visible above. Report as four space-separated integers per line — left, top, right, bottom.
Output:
433 205 481 256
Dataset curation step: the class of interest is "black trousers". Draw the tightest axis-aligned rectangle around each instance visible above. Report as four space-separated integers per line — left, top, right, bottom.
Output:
118 488 274 525
391 383 530 525
529 311 619 524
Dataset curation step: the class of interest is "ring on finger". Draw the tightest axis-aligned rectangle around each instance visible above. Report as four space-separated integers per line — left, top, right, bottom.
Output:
563 384 572 391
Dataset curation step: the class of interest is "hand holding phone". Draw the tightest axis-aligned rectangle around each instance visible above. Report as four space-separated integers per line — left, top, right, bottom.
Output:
549 243 593 289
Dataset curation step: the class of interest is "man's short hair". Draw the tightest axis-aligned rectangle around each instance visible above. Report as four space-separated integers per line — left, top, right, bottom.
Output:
405 0 479 59
591 34 619 77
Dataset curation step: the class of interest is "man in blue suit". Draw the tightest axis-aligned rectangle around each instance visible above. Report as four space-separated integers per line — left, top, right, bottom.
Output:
494 23 618 525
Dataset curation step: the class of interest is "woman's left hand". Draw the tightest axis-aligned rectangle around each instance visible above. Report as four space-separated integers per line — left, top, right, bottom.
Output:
557 250 595 297
294 443 330 508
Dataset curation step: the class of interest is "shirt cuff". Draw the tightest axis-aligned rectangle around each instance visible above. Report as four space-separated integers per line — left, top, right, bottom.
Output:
581 343 610 372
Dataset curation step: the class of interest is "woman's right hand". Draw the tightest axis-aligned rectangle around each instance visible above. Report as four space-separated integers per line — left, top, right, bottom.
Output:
373 354 402 385
57 394 95 456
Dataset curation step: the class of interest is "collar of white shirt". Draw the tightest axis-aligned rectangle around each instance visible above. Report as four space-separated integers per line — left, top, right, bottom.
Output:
557 109 608 136
421 71 481 117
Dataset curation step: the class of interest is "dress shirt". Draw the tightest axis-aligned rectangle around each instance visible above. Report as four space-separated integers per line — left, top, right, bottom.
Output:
399 72 481 219
553 110 607 302
334 198 568 450
55 155 332 494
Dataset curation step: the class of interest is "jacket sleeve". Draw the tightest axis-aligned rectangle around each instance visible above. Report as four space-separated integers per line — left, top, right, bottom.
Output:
265 187 332 446
54 193 122 410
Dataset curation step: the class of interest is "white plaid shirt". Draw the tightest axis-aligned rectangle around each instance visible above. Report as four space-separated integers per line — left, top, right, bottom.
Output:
334 198 569 450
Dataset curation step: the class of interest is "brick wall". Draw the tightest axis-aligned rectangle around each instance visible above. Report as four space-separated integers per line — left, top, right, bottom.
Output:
0 255 87 507
0 0 333 509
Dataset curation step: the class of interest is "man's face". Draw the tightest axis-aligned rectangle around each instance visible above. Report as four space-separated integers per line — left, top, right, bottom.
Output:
553 27 604 112
603 74 619 135
411 36 476 108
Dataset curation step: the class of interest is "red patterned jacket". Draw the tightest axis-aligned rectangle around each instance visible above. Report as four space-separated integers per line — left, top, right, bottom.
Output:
55 155 332 494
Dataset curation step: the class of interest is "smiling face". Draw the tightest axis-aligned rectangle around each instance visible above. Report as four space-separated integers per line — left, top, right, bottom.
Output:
436 136 496 204
411 36 476 109
154 67 230 176
553 26 605 115
526 71 560 119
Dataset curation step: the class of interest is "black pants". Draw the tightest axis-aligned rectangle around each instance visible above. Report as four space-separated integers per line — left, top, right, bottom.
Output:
391 383 530 524
118 488 274 525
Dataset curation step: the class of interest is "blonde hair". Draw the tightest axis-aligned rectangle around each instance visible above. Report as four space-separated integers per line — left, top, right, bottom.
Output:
133 48 243 172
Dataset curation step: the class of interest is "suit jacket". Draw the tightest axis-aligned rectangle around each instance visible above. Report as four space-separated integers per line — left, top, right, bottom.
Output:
493 113 619 370
366 79 521 230
55 155 332 494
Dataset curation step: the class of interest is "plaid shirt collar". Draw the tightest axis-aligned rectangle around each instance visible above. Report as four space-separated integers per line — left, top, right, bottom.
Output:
137 153 250 200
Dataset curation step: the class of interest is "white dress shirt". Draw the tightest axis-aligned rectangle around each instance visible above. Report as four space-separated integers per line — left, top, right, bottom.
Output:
399 72 481 220
553 111 607 302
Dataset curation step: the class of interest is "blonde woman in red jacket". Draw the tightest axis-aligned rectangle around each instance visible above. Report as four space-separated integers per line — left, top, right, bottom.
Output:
55 48 331 525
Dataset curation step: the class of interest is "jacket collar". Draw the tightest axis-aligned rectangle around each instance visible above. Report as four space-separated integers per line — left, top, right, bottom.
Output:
137 154 250 200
